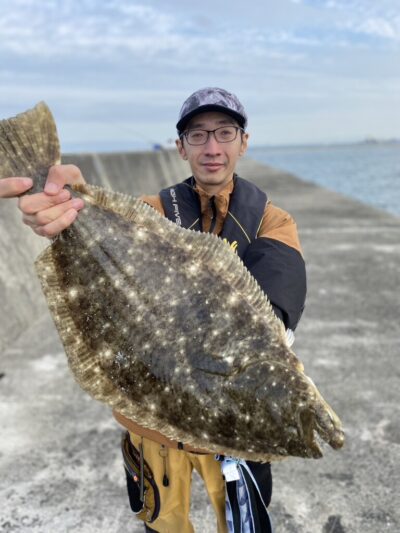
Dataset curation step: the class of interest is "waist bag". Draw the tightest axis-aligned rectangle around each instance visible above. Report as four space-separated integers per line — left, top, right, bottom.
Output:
121 431 160 523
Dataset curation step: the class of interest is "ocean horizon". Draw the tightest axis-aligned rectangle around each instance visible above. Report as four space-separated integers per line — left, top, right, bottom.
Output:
248 142 400 217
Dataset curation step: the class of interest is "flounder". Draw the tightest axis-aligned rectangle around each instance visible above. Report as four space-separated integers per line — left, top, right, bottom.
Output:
0 103 344 462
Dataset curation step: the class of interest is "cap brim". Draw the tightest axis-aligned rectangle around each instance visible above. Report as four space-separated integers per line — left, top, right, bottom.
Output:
176 104 246 133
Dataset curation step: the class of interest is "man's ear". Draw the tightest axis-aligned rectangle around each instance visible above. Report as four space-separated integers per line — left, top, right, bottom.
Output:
239 132 249 157
176 138 188 160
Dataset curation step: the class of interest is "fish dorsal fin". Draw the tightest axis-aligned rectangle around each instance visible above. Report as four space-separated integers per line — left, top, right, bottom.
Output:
72 182 287 347
72 182 144 221
0 102 60 192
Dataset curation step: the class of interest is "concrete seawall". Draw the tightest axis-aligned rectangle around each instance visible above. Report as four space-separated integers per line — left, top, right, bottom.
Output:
1 150 399 532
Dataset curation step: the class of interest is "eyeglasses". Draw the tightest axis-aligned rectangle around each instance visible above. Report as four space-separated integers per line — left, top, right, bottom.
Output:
181 126 244 145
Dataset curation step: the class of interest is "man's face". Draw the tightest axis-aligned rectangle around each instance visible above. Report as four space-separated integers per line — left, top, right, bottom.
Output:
176 111 249 193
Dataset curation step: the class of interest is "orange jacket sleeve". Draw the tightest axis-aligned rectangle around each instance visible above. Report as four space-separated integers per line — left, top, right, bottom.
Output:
257 201 302 255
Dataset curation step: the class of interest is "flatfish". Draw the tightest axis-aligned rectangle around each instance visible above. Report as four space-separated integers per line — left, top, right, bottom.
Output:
0 103 344 461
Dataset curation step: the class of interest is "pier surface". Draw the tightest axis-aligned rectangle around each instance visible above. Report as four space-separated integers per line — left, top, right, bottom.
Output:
1 151 399 532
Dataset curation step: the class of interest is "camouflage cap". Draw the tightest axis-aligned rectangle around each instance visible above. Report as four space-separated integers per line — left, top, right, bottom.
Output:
176 87 248 134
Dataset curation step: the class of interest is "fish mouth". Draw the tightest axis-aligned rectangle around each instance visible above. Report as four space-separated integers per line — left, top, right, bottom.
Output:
302 375 345 453
312 405 345 453
295 402 344 458
316 413 345 450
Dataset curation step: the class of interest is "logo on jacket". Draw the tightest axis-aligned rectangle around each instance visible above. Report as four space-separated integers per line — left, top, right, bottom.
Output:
169 188 182 226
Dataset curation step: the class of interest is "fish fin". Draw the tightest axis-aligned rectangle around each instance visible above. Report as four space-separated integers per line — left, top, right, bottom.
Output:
35 244 129 410
71 182 144 220
0 102 61 193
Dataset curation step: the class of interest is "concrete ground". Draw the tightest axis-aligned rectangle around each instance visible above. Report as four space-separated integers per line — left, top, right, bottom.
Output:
0 152 399 532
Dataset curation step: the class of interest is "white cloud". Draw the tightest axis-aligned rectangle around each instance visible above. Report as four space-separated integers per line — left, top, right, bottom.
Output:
266 30 322 47
0 1 309 70
0 0 398 71
0 1 182 57
353 17 400 41
318 0 400 41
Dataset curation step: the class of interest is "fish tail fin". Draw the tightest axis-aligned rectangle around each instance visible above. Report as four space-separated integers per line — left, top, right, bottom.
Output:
0 102 61 194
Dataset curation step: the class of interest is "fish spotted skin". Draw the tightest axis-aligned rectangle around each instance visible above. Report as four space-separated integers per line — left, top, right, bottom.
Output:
0 103 344 462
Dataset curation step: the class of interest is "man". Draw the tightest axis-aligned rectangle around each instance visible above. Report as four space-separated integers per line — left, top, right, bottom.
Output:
1 88 306 532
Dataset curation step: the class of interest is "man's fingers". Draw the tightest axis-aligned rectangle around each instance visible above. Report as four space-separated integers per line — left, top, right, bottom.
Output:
0 177 33 198
18 189 72 214
22 197 84 227
35 208 79 238
1 164 86 240
0 165 85 200
44 165 85 195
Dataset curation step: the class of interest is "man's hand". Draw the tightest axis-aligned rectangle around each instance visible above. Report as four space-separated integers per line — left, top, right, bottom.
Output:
1 164 86 239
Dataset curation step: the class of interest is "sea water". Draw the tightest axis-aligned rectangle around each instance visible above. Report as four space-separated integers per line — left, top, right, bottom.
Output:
248 143 400 217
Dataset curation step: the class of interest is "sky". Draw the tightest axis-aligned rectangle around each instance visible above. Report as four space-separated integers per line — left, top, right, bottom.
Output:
0 0 399 151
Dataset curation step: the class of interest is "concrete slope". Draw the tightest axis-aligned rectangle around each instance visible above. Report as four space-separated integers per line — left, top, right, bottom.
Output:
1 152 399 533
62 150 190 195
0 202 47 352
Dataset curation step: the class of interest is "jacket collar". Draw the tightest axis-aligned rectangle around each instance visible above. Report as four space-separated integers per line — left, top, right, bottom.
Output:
192 177 234 221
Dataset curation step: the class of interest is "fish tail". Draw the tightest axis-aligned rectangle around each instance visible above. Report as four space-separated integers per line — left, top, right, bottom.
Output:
0 102 61 194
